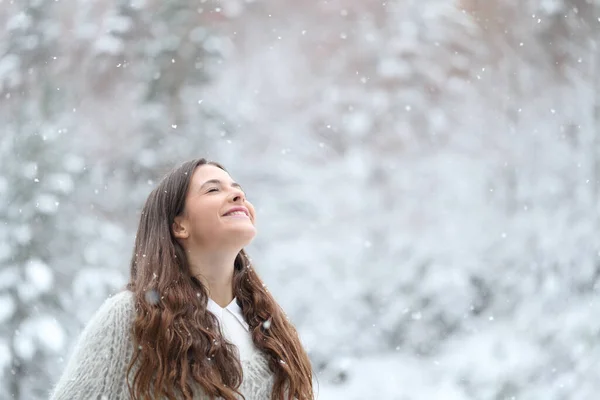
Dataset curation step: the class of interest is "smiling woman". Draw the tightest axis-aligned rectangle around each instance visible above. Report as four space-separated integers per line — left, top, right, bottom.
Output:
49 159 314 400
172 165 258 269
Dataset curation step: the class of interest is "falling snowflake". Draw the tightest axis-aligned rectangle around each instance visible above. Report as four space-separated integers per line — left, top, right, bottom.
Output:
144 289 160 305
262 318 272 330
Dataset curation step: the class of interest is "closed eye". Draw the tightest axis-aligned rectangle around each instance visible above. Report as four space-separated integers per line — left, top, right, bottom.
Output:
207 188 219 193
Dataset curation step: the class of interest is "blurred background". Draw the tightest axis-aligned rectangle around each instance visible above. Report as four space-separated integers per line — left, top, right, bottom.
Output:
1 0 600 398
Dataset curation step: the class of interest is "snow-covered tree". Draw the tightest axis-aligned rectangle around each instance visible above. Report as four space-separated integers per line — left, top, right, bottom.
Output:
3 0 600 398
1 1 248 398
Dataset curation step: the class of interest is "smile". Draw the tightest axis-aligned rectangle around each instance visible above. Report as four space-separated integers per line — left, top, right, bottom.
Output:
223 211 249 218
223 207 250 217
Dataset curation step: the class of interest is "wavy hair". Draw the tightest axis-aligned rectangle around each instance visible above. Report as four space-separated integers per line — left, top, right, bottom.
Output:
125 159 314 400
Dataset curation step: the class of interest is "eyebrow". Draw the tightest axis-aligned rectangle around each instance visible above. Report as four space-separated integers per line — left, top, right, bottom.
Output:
199 179 244 191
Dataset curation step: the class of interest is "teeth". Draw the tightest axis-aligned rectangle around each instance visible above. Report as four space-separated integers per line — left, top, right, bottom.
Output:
226 211 246 217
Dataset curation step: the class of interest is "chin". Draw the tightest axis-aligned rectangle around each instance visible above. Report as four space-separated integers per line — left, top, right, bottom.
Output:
229 226 257 247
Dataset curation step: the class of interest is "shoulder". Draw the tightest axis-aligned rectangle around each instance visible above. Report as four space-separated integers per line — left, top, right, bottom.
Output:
49 290 136 399
79 290 136 341
64 290 137 374
93 290 135 322
99 289 135 316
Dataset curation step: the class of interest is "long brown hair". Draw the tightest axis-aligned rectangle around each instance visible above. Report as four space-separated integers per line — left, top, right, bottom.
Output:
125 159 314 400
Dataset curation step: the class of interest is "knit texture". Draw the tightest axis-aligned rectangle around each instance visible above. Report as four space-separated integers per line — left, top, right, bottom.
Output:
49 291 275 400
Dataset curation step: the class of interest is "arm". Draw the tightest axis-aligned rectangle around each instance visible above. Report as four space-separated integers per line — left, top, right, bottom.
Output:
49 291 135 400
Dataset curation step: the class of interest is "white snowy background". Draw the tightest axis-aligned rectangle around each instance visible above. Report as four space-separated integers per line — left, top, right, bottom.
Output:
1 0 600 399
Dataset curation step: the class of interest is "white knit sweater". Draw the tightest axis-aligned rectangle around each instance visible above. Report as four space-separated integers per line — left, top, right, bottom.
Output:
49 291 275 400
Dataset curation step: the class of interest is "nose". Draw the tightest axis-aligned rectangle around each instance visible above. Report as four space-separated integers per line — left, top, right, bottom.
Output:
229 188 245 203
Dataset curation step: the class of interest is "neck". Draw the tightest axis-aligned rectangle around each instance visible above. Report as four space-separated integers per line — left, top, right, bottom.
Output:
187 248 238 308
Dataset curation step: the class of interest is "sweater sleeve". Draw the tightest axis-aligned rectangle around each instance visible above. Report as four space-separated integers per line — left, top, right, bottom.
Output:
49 290 136 400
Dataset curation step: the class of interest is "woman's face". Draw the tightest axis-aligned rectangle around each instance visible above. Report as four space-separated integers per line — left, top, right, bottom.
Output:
173 164 257 251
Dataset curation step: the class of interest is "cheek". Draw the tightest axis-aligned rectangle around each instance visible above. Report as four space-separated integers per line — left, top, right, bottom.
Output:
248 204 257 222
188 201 219 230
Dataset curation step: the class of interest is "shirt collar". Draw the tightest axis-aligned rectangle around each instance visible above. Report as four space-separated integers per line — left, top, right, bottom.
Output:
207 297 249 332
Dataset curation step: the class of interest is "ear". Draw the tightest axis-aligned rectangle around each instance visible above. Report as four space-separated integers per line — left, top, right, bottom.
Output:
172 216 190 240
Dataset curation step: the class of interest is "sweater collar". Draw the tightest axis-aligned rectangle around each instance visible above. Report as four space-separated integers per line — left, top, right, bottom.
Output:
207 297 249 332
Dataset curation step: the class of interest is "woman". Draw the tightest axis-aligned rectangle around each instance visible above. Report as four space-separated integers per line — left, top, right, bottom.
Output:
50 159 314 400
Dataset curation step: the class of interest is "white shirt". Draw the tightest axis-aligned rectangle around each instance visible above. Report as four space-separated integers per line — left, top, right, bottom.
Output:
207 297 258 361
